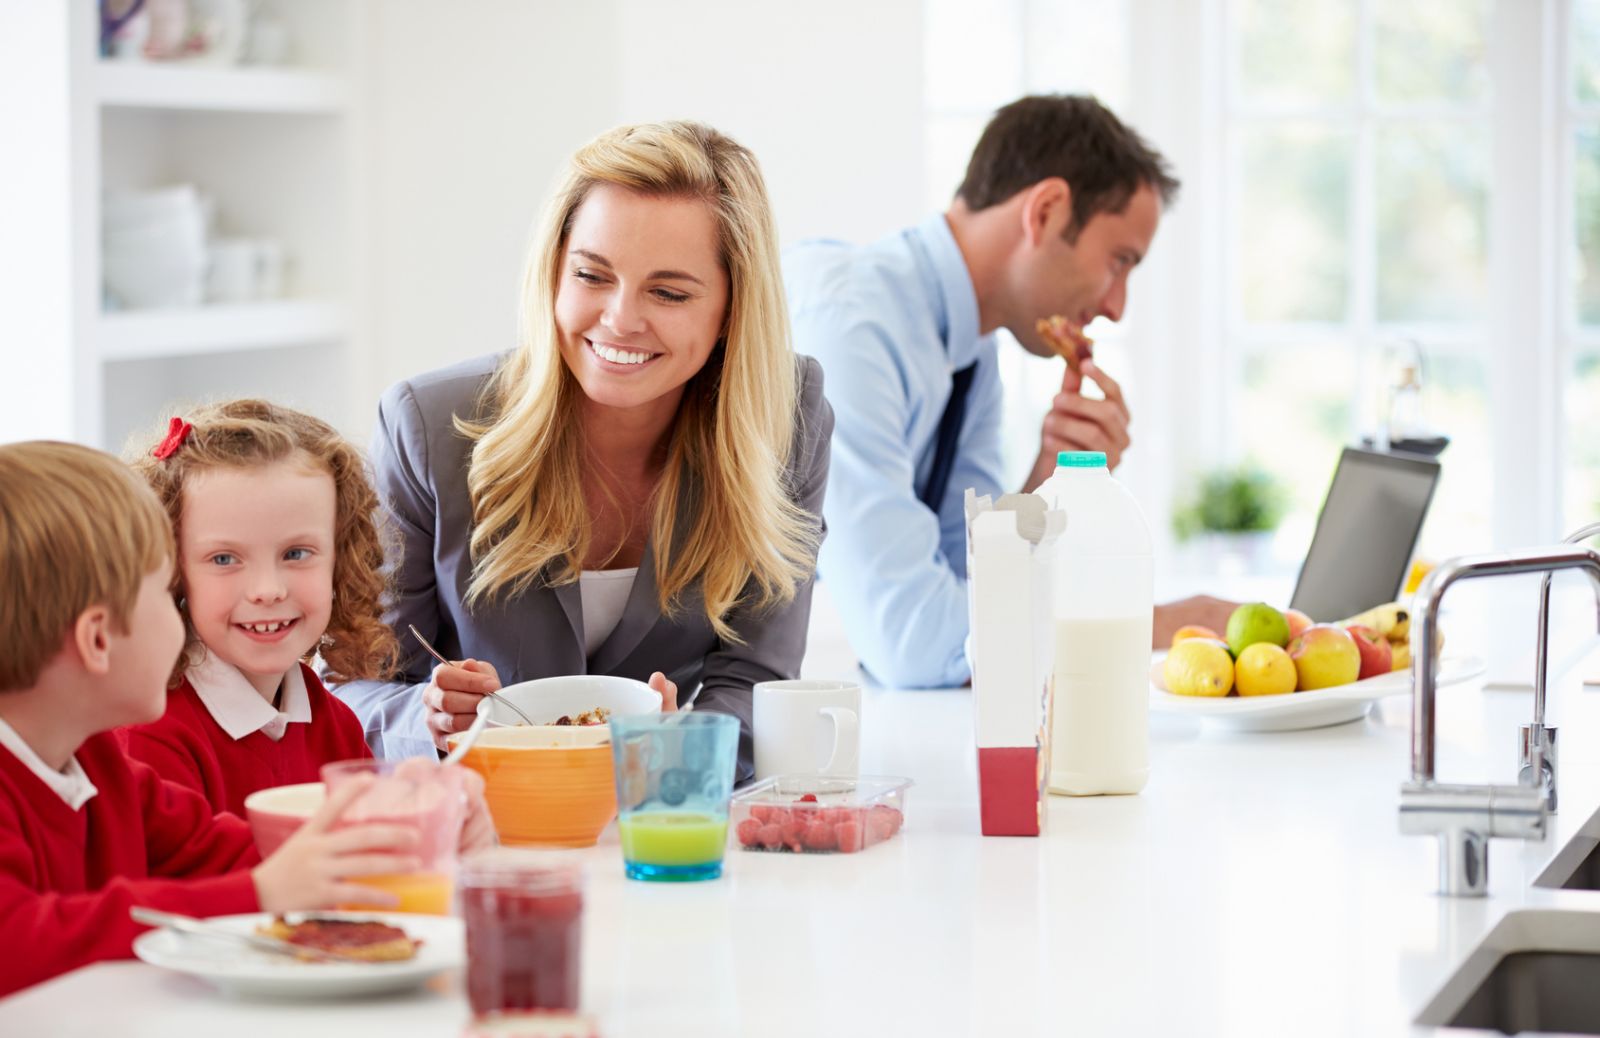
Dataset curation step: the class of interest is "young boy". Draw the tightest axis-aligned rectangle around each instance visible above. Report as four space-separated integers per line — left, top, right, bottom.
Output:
0 441 419 996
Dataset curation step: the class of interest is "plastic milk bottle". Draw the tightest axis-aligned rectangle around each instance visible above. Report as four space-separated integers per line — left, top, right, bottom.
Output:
1033 451 1152 795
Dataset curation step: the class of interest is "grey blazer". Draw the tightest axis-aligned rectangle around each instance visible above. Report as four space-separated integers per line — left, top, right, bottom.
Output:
334 351 833 781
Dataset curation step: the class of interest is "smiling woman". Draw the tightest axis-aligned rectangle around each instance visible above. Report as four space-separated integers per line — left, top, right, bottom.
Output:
334 122 834 778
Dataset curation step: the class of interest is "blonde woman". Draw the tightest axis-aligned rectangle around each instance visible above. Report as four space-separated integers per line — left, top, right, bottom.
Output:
334 122 832 777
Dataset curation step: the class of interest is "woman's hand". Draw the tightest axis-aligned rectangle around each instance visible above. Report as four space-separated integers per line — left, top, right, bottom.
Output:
422 658 501 752
649 671 679 713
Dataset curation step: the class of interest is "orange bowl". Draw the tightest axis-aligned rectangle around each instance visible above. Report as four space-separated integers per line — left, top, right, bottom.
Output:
448 728 618 848
242 781 325 856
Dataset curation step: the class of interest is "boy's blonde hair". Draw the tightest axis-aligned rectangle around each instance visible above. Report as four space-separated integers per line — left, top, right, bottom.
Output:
127 399 399 686
0 441 174 692
459 120 819 641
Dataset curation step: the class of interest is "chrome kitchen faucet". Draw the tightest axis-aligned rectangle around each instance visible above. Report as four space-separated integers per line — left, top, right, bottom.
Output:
1400 543 1600 897
1519 521 1600 814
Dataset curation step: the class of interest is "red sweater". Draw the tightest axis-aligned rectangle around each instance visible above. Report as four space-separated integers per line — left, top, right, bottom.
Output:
117 664 373 818
0 732 260 996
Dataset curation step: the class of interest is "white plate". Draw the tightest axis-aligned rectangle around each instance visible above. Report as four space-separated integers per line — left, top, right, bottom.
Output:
132 911 463 998
1149 652 1486 732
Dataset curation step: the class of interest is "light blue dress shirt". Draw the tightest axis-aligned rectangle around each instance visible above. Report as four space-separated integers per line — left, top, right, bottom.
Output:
784 214 1004 687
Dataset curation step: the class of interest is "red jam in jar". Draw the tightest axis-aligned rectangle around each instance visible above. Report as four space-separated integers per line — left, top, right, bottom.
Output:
459 849 584 1016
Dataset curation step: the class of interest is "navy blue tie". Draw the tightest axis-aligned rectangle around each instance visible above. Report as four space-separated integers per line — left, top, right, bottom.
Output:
919 362 978 512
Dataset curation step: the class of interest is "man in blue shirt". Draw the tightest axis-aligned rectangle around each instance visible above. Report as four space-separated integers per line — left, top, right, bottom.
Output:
786 95 1234 688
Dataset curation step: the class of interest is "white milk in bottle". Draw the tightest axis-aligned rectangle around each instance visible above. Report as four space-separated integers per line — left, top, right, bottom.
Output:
1034 451 1152 795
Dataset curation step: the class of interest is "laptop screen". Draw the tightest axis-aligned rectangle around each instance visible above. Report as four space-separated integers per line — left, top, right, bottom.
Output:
1289 447 1441 623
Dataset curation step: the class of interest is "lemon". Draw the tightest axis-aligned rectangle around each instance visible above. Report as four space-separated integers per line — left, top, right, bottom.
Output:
1234 642 1297 696
1225 602 1290 658
1164 639 1234 697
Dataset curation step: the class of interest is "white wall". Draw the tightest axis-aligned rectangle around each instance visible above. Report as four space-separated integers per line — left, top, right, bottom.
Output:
357 0 930 428
358 0 622 416
614 0 927 249
0 3 79 443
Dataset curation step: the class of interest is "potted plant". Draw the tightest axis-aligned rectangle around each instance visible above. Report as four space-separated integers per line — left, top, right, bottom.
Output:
1172 466 1287 574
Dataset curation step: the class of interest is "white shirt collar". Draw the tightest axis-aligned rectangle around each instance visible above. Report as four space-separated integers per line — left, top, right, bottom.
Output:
188 653 311 742
0 715 98 810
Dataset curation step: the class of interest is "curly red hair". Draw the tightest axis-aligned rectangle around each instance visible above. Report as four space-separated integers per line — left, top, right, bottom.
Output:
128 399 399 686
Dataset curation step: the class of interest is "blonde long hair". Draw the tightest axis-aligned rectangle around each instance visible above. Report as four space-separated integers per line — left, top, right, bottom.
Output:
459 121 817 641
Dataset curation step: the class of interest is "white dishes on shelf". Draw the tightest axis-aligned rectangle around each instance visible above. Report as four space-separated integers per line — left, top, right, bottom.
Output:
102 185 208 309
132 911 463 999
1149 652 1487 732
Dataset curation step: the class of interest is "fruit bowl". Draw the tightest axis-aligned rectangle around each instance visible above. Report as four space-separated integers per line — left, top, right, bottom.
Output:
1149 651 1485 732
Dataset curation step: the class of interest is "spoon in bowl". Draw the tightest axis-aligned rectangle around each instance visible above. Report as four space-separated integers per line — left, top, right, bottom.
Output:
407 624 539 728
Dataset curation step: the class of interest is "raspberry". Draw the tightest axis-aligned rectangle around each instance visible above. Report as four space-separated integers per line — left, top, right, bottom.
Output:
866 809 897 844
797 793 819 803
835 820 863 853
735 818 763 847
802 821 836 851
780 818 807 851
757 823 783 850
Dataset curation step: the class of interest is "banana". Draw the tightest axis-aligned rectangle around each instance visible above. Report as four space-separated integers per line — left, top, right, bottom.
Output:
1336 601 1410 644
1390 642 1411 672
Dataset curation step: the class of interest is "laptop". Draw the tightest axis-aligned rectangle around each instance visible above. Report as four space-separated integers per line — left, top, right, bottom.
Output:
1288 447 1442 622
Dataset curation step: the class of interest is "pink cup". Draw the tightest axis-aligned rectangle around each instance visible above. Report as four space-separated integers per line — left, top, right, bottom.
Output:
320 758 469 914
243 781 325 857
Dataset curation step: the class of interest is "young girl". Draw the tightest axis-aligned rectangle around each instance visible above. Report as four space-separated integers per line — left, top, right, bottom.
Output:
117 400 396 817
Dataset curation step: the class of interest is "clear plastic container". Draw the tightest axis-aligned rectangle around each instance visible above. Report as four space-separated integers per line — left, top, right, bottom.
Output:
730 775 910 854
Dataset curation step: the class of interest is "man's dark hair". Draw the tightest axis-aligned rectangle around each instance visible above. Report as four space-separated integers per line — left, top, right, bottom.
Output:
956 94 1180 244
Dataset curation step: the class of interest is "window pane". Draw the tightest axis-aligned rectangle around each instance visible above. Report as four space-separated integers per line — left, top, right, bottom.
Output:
1235 343 1357 531
1232 0 1354 106
1025 0 1130 111
1374 0 1489 104
1416 352 1491 556
1577 0 1600 104
1375 123 1488 322
1237 125 1352 322
924 0 1024 112
1578 127 1600 327
1567 352 1600 531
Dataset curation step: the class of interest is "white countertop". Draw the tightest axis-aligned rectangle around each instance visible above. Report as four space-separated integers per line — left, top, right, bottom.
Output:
6 583 1600 1037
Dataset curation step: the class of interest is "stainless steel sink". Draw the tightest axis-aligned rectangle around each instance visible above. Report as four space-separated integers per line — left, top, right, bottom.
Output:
1416 910 1600 1033
1534 801 1600 890
1445 951 1600 1033
1539 838 1600 891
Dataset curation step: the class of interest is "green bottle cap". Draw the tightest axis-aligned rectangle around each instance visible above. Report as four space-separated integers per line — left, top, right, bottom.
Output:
1057 451 1107 468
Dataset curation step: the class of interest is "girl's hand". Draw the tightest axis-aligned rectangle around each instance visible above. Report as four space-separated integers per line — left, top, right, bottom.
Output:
649 671 678 713
251 776 420 913
422 658 501 751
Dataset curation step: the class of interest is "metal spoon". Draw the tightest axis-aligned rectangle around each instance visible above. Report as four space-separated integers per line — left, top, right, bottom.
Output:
407 624 539 727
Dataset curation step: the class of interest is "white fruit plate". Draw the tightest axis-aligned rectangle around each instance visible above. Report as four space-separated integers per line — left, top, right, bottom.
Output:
1149 651 1486 732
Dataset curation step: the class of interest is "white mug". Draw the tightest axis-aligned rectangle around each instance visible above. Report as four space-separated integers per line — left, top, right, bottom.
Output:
753 679 860 781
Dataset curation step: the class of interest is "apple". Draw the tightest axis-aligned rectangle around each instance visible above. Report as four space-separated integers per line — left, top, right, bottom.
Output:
1284 608 1314 640
1287 624 1361 690
1345 624 1393 681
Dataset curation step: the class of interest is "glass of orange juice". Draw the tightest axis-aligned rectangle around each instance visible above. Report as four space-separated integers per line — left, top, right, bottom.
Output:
320 757 467 914
609 713 738 882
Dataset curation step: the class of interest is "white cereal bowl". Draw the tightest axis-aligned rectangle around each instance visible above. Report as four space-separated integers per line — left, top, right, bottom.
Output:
475 675 663 747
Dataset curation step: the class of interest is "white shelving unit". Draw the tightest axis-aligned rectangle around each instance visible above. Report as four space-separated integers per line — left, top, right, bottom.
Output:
95 62 349 114
96 300 348 361
1 2 367 450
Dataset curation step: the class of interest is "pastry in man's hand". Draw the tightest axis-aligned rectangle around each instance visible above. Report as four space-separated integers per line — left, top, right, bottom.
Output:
1035 315 1093 374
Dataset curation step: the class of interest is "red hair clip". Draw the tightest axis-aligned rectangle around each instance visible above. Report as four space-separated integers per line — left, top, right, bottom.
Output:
152 416 194 460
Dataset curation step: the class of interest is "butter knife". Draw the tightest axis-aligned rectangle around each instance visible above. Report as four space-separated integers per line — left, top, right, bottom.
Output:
131 907 373 964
